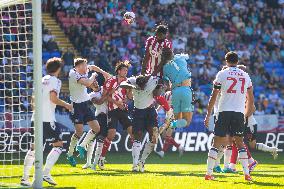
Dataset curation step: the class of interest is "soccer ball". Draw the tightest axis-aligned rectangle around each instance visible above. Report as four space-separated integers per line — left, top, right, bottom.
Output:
123 11 135 25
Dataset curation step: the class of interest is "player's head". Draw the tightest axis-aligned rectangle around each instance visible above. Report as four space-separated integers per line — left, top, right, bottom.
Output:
155 24 168 42
136 75 149 90
46 57 62 76
225 51 239 66
74 58 88 74
115 60 130 78
161 47 173 63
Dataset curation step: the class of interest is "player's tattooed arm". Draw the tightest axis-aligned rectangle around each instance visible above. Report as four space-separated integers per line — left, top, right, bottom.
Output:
141 48 150 74
204 88 220 127
50 91 73 111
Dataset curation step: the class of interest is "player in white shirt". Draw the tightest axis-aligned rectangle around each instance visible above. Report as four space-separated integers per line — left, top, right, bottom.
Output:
21 58 73 187
204 52 255 181
120 75 166 172
81 76 111 170
66 58 109 167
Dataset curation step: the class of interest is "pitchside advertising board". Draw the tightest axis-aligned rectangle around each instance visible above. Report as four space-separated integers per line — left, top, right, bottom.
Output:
0 113 283 153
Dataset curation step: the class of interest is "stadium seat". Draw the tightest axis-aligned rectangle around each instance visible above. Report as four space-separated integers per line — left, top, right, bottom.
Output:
50 51 61 58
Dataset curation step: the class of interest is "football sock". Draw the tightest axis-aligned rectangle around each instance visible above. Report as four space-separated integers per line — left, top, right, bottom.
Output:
256 143 275 152
238 148 249 175
140 141 155 163
22 149 35 180
224 145 232 169
207 147 218 175
132 140 141 166
80 130 96 148
67 134 80 157
43 147 62 175
101 138 111 157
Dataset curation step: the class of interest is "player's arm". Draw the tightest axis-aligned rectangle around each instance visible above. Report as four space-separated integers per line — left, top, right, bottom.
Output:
77 72 97 87
50 91 72 111
204 88 220 128
88 65 111 79
141 49 150 74
245 87 255 118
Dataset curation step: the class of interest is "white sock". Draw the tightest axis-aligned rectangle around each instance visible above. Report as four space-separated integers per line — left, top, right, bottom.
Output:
93 141 103 165
67 134 79 157
140 141 155 163
215 150 224 167
238 148 249 175
43 147 62 176
229 163 236 170
86 140 95 165
22 150 35 180
256 143 275 152
80 130 96 148
132 140 141 166
207 147 218 175
248 157 255 164
224 146 232 169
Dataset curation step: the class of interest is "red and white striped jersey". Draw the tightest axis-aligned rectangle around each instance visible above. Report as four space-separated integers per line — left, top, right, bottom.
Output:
164 91 172 107
103 76 127 111
145 36 172 76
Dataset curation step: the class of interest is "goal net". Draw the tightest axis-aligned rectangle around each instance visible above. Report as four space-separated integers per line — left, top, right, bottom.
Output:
0 0 42 188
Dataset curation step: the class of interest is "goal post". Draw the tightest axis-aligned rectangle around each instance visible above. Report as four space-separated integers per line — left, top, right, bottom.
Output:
0 0 43 188
32 0 43 188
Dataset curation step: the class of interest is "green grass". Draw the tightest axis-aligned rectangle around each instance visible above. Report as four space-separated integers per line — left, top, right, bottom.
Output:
1 152 284 189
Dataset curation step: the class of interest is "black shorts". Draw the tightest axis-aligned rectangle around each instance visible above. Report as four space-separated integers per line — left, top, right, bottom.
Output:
70 100 96 124
244 123 257 142
108 109 132 130
214 111 245 137
133 106 158 133
96 113 108 137
31 121 62 143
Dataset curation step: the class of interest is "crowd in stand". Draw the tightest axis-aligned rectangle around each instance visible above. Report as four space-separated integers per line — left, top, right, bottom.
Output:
50 0 284 116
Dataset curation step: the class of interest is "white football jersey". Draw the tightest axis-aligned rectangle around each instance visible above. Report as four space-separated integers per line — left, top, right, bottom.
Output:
89 87 108 116
69 69 90 103
127 76 159 109
214 67 252 114
32 75 61 122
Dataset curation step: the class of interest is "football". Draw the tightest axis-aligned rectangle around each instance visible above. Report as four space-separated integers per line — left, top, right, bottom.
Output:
123 11 135 25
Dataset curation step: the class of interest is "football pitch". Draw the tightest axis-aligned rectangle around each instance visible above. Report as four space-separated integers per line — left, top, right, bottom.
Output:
1 152 283 189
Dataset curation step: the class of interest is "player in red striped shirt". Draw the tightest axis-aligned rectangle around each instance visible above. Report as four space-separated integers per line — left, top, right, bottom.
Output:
97 61 134 170
141 24 172 76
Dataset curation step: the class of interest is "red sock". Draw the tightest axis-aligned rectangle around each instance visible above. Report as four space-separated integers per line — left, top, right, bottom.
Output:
167 136 180 148
244 144 252 159
101 138 111 157
162 136 171 152
230 143 238 164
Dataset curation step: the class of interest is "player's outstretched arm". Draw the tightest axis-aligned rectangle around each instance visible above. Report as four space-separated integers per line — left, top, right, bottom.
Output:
50 91 72 111
245 87 255 118
88 65 111 79
204 88 219 127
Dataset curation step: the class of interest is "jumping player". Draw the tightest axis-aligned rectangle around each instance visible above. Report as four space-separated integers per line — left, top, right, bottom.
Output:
67 58 109 167
120 74 170 172
204 51 255 181
141 24 172 76
21 58 72 186
159 48 194 127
